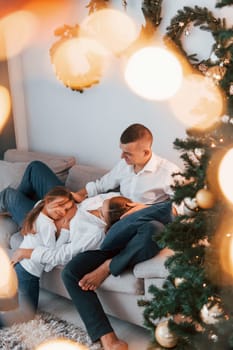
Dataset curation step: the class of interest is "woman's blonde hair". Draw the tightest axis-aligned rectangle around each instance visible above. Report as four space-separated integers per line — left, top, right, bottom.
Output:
21 186 73 235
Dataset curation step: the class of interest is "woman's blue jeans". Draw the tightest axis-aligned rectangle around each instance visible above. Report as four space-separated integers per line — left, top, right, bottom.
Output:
0 161 63 226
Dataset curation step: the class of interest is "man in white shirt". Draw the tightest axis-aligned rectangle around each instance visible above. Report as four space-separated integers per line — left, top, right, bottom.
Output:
61 123 182 350
72 123 180 206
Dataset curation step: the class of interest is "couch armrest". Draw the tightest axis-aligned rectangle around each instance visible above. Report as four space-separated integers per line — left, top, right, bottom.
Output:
4 149 76 183
133 248 174 279
0 215 19 248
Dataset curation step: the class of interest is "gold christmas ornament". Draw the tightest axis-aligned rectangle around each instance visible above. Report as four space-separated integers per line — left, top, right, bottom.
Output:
155 320 178 348
50 25 110 91
200 303 223 324
174 277 185 287
195 188 215 209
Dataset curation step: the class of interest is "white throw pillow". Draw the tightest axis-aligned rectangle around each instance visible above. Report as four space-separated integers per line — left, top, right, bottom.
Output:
0 161 28 192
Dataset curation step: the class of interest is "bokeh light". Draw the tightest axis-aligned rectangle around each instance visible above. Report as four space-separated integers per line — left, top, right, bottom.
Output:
0 10 38 61
124 46 183 100
0 246 18 311
51 37 110 90
208 215 233 284
36 338 88 350
80 9 138 55
218 148 233 204
0 85 11 132
169 74 224 131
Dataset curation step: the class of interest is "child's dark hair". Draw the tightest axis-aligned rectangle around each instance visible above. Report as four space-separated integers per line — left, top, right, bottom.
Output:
21 186 74 236
107 196 132 229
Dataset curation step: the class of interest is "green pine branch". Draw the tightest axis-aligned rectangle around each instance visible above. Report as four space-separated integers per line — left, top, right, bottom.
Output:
216 0 233 8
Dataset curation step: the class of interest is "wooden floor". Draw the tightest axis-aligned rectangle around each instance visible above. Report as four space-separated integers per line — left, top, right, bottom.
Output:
38 288 152 350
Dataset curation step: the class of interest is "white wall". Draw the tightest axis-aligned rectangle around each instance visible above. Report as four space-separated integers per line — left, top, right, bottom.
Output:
10 0 233 169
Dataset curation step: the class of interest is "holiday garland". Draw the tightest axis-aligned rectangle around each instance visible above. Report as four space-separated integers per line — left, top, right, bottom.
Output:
166 6 224 63
165 5 233 119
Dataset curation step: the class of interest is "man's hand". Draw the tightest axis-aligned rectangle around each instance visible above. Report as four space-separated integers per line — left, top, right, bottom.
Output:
71 188 88 203
11 248 33 265
120 202 147 219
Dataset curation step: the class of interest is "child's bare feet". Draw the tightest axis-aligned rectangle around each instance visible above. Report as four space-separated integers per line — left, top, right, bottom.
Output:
79 259 111 291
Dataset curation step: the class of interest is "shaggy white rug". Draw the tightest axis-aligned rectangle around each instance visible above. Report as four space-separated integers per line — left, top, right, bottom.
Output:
0 312 103 349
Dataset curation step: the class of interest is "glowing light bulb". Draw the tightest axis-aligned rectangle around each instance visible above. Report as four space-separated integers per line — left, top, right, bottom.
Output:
0 246 18 311
218 148 233 204
80 9 138 55
170 74 224 131
0 85 11 132
124 46 183 100
36 338 88 350
0 10 38 60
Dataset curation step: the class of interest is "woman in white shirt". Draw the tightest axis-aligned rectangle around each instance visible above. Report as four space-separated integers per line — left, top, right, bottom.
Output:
2 188 131 326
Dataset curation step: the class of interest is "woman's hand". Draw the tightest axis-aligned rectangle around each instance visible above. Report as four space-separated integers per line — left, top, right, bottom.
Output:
11 248 33 265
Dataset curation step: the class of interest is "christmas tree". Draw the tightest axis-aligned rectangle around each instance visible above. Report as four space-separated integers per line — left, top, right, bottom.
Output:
140 2 233 349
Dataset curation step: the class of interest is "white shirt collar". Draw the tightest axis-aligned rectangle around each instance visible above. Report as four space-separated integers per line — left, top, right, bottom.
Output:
136 153 160 174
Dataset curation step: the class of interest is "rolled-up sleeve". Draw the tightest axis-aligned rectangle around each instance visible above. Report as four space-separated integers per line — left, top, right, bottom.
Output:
86 160 124 197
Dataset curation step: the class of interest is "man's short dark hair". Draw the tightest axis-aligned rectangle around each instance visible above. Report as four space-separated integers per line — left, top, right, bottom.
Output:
120 123 153 144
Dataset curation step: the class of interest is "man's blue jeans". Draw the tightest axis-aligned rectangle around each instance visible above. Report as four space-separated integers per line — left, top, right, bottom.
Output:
62 200 173 342
0 161 63 226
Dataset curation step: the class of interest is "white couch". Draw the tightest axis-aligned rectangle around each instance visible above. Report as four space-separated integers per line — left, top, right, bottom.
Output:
0 149 173 328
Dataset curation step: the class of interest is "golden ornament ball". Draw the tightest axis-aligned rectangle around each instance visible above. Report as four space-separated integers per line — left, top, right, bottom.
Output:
196 188 215 209
155 320 178 348
174 277 185 287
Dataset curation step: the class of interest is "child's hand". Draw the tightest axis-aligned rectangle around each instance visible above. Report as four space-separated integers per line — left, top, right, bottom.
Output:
56 203 77 230
11 248 33 265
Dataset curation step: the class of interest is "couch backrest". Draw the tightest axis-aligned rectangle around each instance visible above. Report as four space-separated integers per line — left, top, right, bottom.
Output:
4 149 76 183
65 164 107 191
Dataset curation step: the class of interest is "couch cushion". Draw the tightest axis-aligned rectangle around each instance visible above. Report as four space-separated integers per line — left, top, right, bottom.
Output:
100 270 144 295
4 149 76 183
65 164 107 191
0 215 19 248
133 248 174 279
0 160 29 191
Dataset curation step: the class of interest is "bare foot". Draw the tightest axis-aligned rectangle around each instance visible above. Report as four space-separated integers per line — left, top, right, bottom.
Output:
79 259 111 291
101 332 128 350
